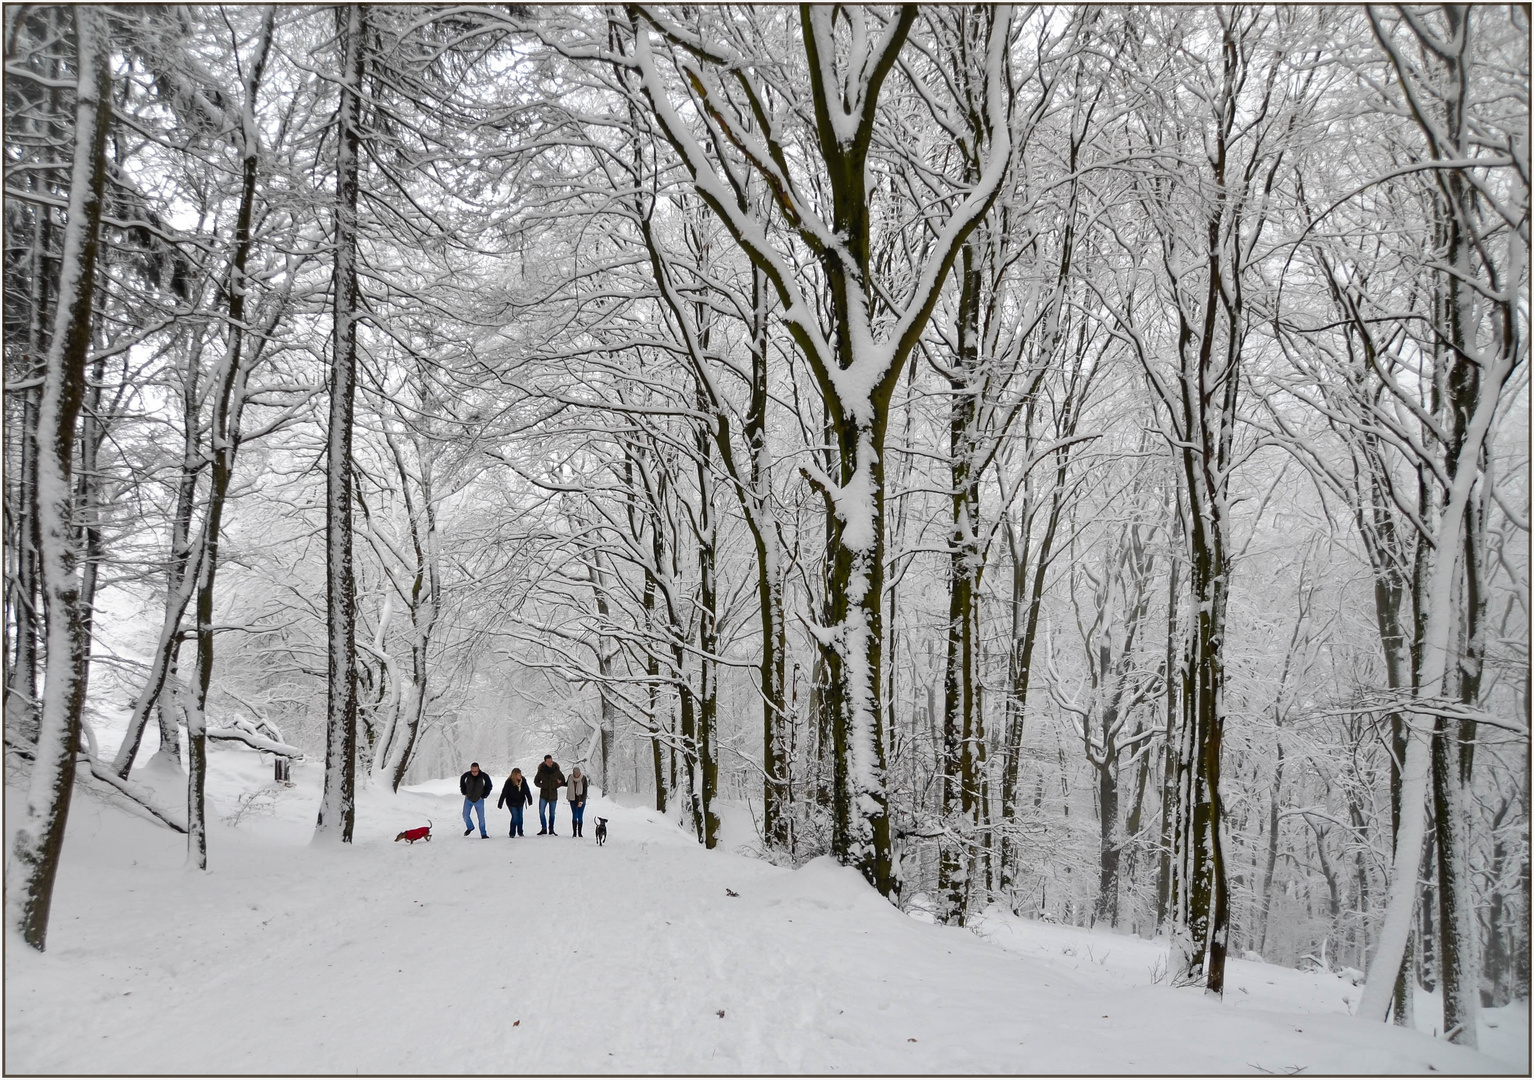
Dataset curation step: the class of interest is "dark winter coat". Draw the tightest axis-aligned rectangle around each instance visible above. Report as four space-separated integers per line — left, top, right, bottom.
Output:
497 776 533 811
567 774 588 806
534 761 565 802
460 769 493 802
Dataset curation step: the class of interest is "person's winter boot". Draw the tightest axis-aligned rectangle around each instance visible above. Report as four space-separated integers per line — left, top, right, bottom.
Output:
464 827 473 836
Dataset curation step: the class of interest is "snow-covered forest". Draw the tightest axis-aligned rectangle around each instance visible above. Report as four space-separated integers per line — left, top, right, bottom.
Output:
4 3 1528 1067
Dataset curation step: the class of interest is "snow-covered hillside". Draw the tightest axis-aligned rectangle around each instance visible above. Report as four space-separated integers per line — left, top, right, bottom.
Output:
5 745 1526 1075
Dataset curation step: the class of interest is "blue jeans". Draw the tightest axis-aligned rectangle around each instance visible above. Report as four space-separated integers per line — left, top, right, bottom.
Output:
509 805 525 836
571 802 586 827
539 798 557 832
462 798 487 835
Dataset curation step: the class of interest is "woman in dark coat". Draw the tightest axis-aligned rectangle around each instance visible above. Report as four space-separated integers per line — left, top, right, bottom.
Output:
498 768 533 838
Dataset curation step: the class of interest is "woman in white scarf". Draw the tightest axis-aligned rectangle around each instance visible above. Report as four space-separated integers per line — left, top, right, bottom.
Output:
567 768 590 837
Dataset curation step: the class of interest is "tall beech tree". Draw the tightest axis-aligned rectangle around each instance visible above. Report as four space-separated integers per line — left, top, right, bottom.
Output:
5 4 112 950
315 3 367 844
617 3 1017 897
1087 7 1326 992
1348 5 1529 1041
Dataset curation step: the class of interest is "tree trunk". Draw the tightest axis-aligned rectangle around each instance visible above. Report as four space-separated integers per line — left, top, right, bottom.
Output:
1257 734 1283 956
5 376 42 744
695 395 720 849
5 5 111 950
643 566 666 813
999 445 1070 898
1155 530 1180 932
315 3 365 844
184 5 273 869
70 347 105 721
583 550 619 797
1122 746 1152 931
1169 423 1232 996
111 328 207 777
1094 755 1120 927
939 248 983 924
818 415 896 895
380 435 438 794
3 40 59 749
746 268 789 852
676 640 698 838
1354 425 1417 1022
1158 25 1246 992
1357 383 1505 1023
1480 796 1514 1006
1432 709 1479 1045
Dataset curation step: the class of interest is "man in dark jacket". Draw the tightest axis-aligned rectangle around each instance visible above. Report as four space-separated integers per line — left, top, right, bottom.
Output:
460 762 492 837
533 754 565 835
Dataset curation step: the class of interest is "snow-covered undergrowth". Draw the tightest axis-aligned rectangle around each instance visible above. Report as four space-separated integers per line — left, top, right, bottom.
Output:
5 741 1526 1075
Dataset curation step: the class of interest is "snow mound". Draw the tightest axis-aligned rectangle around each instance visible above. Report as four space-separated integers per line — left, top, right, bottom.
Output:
750 854 900 921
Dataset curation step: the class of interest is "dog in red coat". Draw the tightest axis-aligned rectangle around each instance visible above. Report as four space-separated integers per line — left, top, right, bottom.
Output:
395 820 432 844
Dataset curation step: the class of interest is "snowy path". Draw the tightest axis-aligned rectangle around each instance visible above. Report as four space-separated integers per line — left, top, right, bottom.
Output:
5 756 1524 1075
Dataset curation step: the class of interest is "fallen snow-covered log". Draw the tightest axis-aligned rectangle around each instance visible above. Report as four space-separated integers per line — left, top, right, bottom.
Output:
82 759 188 833
6 743 187 833
205 718 304 760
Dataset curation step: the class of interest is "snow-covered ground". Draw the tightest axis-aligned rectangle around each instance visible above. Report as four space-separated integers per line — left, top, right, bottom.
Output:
5 740 1527 1075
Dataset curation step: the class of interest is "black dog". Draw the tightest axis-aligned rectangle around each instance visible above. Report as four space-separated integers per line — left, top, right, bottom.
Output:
594 817 608 846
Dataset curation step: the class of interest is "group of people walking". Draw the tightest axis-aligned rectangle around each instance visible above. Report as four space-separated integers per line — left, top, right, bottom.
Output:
458 755 590 838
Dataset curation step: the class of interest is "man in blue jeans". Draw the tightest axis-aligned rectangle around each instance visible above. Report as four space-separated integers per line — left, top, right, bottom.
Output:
533 754 565 835
460 762 492 837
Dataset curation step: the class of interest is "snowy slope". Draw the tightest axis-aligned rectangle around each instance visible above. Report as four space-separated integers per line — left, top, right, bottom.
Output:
5 745 1526 1075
